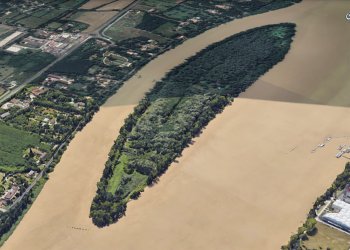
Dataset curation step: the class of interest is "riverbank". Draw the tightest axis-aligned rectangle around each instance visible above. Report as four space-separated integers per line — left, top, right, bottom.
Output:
3 1 350 249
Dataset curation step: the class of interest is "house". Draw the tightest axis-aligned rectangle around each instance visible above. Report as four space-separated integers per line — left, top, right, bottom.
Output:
45 74 74 86
1 99 30 110
2 185 19 202
0 112 10 119
30 148 48 162
31 86 48 97
26 170 37 178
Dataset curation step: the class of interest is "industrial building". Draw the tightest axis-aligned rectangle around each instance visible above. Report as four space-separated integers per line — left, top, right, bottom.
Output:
322 199 350 233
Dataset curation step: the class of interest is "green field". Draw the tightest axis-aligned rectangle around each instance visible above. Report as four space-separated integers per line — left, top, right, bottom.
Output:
0 123 44 171
302 223 350 250
0 50 56 83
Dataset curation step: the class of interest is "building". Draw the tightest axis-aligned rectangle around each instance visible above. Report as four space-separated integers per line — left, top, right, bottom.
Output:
322 200 350 233
31 86 48 97
0 112 10 119
26 170 37 179
30 148 48 162
45 74 74 86
343 184 350 203
2 185 20 202
1 98 30 110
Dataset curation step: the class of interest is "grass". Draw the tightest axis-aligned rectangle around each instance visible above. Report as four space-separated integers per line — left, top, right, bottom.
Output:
107 154 128 193
0 50 56 83
0 26 11 36
302 223 350 250
164 5 199 21
104 10 144 42
0 123 43 170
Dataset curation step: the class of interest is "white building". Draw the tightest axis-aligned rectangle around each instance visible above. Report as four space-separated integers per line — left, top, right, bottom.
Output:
322 200 350 232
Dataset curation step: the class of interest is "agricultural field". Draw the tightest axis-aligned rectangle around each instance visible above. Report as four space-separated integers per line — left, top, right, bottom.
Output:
0 50 55 84
104 10 165 42
0 123 47 172
67 10 118 33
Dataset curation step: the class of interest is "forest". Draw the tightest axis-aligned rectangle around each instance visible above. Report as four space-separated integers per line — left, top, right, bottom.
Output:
90 23 296 227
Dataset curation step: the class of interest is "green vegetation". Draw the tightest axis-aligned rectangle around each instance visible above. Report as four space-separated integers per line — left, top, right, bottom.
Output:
106 0 301 42
49 39 98 75
0 123 46 171
283 163 350 250
90 23 296 227
0 0 302 243
301 222 350 250
0 50 56 83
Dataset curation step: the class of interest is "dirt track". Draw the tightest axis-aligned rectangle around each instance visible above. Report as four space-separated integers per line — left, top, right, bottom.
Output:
3 1 350 249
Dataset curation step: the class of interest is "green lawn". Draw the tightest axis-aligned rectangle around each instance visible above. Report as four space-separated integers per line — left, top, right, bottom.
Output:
302 223 350 250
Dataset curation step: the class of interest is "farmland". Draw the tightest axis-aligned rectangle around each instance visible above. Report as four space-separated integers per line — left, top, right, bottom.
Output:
90 23 296 227
0 123 46 171
67 10 118 33
0 50 56 84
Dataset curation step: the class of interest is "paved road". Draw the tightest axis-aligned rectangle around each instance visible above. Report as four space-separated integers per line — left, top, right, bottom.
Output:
2 0 141 210
0 0 140 103
8 119 83 210
93 0 141 41
0 36 90 104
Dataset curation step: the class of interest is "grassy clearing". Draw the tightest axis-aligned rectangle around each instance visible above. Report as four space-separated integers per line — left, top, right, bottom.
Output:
302 223 350 250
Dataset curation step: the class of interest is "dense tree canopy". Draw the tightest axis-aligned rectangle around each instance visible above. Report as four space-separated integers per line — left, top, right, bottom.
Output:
90 23 296 227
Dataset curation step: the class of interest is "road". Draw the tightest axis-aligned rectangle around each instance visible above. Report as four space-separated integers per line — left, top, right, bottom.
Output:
8 118 84 211
0 0 140 103
93 0 141 41
0 35 91 104
1 0 142 212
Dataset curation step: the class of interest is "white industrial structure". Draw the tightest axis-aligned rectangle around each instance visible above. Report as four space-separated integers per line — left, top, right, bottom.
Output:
322 200 350 232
